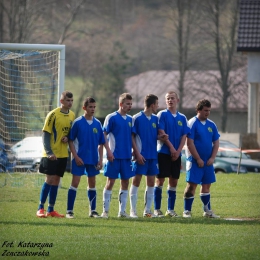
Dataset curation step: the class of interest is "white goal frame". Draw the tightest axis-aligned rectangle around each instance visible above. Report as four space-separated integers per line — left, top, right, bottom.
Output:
0 43 65 107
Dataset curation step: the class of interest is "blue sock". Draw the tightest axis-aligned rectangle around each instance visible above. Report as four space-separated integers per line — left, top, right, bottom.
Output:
200 193 211 211
154 186 162 210
38 182 51 210
88 189 97 211
47 185 58 212
184 197 194 211
167 189 176 210
67 186 77 212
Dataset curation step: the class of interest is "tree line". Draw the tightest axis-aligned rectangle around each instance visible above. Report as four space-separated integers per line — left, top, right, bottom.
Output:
0 0 245 132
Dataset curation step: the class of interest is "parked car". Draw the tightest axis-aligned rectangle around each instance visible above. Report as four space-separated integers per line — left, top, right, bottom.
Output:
11 136 72 172
214 140 260 173
0 139 16 173
11 136 43 172
181 140 260 173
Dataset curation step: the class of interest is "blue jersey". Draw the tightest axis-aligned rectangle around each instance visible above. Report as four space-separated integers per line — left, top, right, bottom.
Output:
132 111 159 159
187 116 220 161
157 109 190 155
69 116 105 165
103 112 133 159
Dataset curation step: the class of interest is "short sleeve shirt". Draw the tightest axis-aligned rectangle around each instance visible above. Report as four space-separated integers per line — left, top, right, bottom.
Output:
103 112 133 159
69 116 105 165
187 116 220 161
132 111 159 159
157 109 190 155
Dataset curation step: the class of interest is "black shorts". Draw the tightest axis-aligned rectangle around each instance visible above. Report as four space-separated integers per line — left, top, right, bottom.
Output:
156 153 181 179
39 157 67 177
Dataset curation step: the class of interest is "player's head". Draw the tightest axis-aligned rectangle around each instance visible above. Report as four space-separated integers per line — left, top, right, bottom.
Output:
119 93 132 114
165 91 179 108
144 94 159 113
165 91 179 99
61 91 73 100
60 91 73 110
196 99 211 111
144 94 158 108
83 97 96 116
83 97 96 107
119 93 132 104
196 99 211 121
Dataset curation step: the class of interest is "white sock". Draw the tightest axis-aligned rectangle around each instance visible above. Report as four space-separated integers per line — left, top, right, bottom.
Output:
103 188 112 212
119 189 128 214
144 186 154 212
130 185 138 212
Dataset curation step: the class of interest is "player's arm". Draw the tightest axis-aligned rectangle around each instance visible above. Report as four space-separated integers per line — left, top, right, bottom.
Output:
187 137 204 167
172 135 187 161
42 131 56 160
68 140 84 166
103 132 114 162
132 133 145 165
158 129 176 156
207 139 219 166
97 144 103 170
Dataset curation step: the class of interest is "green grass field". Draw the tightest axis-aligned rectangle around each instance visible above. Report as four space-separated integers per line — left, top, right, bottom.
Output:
0 172 259 260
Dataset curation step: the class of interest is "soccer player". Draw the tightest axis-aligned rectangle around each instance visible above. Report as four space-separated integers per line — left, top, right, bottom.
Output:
101 93 135 218
183 99 220 218
36 91 75 218
130 94 168 218
154 91 190 217
66 97 106 219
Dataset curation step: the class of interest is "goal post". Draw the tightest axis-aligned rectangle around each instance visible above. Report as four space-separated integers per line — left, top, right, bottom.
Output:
0 43 65 173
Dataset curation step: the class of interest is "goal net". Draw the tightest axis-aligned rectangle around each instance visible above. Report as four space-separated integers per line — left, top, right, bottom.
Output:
0 43 65 174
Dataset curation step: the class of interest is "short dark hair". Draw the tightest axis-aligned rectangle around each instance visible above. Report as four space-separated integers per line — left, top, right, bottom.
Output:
144 94 158 108
196 99 211 111
83 97 96 107
61 91 73 100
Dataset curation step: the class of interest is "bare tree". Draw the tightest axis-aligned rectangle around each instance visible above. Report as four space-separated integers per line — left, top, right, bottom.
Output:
0 0 49 43
202 0 242 132
163 0 202 111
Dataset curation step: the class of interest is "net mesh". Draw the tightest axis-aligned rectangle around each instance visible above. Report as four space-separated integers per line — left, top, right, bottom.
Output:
0 48 60 173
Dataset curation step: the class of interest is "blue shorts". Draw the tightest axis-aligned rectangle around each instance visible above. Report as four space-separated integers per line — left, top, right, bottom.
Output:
186 159 216 184
103 159 135 180
133 159 159 176
71 160 100 177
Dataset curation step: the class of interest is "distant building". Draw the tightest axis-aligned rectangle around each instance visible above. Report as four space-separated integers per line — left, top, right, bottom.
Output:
125 68 248 133
237 0 260 144
125 68 247 111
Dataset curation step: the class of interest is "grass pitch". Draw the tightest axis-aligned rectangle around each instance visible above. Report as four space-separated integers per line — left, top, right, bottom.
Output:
0 172 259 259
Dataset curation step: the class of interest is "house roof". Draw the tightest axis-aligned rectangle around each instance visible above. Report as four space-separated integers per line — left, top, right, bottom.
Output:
237 0 260 52
124 68 248 111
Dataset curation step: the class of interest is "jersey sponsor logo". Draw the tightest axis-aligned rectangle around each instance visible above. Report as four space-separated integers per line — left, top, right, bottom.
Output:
128 122 132 127
178 121 182 126
93 128 98 133
152 123 156 128
62 126 70 132
208 127 213 132
47 112 55 126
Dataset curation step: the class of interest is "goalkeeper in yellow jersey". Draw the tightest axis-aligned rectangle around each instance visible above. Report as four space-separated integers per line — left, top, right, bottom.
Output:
36 91 75 218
